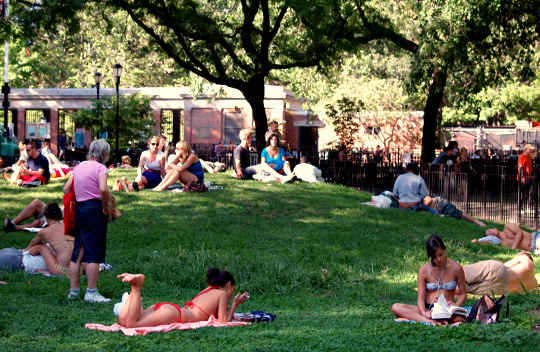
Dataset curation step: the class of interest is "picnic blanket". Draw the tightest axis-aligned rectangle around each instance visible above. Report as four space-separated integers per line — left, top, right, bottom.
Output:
85 316 249 336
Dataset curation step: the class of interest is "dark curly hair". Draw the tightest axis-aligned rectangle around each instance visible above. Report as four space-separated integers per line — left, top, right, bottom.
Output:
43 203 63 221
206 268 235 287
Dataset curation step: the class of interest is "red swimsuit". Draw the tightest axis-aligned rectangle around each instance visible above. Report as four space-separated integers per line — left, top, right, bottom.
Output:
154 286 218 323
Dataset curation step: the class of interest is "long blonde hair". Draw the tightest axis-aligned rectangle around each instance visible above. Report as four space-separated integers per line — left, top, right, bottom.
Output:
177 141 193 164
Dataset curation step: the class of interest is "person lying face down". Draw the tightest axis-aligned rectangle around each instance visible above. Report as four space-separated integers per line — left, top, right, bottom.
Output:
115 268 249 328
457 252 537 295
391 234 467 325
0 203 73 275
423 196 486 227
472 223 540 255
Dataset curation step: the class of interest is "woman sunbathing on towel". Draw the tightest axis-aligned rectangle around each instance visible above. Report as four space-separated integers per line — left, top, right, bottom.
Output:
116 268 249 328
392 234 467 325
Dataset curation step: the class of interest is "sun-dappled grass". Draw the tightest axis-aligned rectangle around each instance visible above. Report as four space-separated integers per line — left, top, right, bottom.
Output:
0 169 538 351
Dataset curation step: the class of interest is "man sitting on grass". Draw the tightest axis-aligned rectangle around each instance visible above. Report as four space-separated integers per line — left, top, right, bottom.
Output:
472 223 540 255
0 203 73 276
392 162 437 214
293 156 323 183
3 140 50 186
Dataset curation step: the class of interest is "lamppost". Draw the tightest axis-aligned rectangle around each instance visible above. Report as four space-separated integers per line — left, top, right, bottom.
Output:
112 63 122 161
2 0 10 136
94 71 102 99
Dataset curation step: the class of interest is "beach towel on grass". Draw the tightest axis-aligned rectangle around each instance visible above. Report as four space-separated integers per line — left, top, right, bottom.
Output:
85 316 249 336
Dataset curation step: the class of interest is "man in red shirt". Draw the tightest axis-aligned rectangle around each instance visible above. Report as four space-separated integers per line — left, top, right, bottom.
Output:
517 144 536 210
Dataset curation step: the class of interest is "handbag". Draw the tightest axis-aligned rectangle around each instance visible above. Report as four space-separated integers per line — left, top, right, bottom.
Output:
467 294 509 324
63 179 76 236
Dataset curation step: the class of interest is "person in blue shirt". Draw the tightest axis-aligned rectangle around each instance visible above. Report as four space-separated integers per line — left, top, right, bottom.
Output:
259 133 295 183
392 162 436 214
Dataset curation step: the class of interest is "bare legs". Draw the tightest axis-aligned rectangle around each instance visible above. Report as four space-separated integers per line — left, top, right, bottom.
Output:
6 199 46 231
153 169 198 191
391 303 435 325
117 273 180 328
461 213 486 227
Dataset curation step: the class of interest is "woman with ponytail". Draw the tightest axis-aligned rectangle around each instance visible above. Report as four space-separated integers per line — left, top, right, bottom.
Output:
114 268 249 328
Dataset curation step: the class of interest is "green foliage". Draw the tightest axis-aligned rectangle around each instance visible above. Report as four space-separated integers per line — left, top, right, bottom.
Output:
326 98 363 151
0 171 539 350
8 3 188 88
71 94 154 146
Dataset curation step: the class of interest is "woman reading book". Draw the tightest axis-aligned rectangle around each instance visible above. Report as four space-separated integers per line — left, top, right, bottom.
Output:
114 268 249 328
392 234 467 325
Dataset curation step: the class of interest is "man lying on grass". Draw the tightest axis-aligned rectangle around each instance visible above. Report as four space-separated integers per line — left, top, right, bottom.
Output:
3 198 53 232
473 223 540 255
392 234 467 326
0 203 73 275
459 252 537 295
114 268 249 327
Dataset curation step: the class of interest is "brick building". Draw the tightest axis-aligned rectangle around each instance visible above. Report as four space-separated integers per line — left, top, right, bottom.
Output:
4 85 323 155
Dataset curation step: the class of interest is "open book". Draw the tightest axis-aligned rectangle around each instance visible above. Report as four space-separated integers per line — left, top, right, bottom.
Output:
431 295 468 320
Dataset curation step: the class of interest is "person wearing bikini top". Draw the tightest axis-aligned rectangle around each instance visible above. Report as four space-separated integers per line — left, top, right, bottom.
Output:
392 234 467 325
115 268 249 328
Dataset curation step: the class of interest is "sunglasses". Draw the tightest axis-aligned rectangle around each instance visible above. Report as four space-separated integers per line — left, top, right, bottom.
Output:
150 143 158 146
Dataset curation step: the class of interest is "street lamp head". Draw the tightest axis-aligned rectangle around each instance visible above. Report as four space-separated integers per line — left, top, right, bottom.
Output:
94 71 102 84
112 63 123 80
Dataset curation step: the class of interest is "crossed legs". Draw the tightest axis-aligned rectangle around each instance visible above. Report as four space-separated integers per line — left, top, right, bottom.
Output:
5 199 46 231
117 273 180 328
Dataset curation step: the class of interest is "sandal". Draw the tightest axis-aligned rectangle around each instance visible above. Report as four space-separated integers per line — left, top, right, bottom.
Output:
132 182 139 192
3 217 16 232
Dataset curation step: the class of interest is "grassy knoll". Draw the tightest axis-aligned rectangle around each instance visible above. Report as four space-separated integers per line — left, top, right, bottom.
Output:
0 169 538 351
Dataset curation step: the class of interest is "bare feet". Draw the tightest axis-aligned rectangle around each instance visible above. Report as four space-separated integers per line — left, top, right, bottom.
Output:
117 273 145 287
0 281 7 285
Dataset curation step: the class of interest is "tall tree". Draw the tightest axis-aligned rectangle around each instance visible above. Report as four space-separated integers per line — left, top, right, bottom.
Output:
347 0 539 161
3 1 381 151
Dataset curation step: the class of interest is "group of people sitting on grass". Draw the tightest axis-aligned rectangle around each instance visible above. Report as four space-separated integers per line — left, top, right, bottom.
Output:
392 234 537 325
110 126 322 193
233 128 322 184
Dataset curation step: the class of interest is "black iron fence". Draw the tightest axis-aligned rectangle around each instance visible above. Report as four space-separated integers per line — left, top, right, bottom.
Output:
317 156 539 229
184 143 539 228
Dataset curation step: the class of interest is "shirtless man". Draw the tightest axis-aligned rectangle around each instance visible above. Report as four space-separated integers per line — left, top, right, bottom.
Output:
24 203 74 275
459 252 537 295
472 223 540 255
0 203 73 275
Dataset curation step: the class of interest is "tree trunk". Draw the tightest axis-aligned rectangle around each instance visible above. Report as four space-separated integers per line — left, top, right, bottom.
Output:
421 67 447 163
242 79 268 153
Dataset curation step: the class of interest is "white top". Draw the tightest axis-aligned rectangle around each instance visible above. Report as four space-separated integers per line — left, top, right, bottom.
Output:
142 151 164 171
293 163 323 183
22 251 48 273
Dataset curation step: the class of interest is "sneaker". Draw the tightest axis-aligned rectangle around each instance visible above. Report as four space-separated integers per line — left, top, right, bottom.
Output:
113 292 129 317
67 291 80 300
84 290 111 303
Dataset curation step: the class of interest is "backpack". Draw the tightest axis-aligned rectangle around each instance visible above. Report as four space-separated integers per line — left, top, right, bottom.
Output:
184 180 208 193
467 294 509 324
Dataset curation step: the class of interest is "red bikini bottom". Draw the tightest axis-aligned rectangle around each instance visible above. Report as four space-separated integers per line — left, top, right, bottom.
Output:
154 302 183 323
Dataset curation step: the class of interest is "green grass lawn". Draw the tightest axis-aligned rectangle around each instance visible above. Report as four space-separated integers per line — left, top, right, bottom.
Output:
0 169 538 351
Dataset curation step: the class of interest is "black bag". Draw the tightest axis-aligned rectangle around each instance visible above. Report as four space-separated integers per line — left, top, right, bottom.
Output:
467 294 509 324
184 180 208 193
